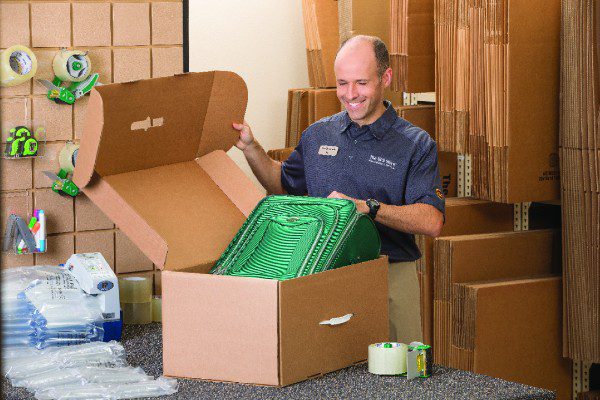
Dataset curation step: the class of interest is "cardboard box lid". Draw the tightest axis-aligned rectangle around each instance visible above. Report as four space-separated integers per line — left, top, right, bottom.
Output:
74 72 263 271
75 71 247 181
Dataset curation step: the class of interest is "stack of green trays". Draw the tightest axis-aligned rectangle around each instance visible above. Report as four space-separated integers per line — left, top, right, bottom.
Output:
211 195 381 280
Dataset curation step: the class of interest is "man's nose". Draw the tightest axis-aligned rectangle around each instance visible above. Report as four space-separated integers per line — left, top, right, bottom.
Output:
346 83 357 99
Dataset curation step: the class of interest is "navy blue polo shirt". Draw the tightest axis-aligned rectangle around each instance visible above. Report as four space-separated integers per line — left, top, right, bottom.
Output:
280 101 445 262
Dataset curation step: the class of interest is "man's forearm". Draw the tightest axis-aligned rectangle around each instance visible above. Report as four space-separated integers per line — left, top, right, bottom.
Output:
373 203 443 237
329 191 444 237
243 142 285 194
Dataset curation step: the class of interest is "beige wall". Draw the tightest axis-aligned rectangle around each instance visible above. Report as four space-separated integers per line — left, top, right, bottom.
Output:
189 0 310 189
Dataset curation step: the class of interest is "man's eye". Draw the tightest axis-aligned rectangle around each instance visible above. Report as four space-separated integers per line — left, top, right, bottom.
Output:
358 81 367 85
338 82 347 86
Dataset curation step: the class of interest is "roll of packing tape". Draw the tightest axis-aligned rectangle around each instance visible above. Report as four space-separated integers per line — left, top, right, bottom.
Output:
58 143 79 173
0 45 38 87
121 301 152 325
118 276 153 304
368 342 408 375
152 296 162 322
53 50 91 82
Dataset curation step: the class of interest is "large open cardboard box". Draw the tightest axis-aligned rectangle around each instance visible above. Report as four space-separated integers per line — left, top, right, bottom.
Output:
72 71 389 386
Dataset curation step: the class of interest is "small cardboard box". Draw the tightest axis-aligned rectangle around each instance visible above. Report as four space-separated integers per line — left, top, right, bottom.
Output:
73 71 389 386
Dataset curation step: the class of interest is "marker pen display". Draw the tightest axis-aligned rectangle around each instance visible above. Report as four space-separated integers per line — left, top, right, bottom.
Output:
37 210 46 252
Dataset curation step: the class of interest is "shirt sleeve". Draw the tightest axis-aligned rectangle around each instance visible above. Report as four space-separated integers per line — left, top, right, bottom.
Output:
405 139 446 215
280 138 308 195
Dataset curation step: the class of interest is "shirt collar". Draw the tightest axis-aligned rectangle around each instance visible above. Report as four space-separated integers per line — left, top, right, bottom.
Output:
338 100 397 140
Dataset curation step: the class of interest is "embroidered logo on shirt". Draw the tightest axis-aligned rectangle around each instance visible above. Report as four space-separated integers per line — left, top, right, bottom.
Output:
318 145 338 156
436 188 444 199
368 155 397 170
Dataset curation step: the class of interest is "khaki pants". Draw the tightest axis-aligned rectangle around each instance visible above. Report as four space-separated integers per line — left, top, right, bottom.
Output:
388 260 422 344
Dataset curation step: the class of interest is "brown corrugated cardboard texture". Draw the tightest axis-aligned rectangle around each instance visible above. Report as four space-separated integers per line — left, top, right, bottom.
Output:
467 277 571 400
438 151 457 198
418 198 515 347
434 229 562 367
74 72 389 386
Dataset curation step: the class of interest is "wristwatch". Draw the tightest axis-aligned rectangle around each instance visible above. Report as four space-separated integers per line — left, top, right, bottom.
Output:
366 198 380 219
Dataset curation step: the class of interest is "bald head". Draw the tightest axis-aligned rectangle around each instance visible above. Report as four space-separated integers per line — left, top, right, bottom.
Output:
336 35 390 78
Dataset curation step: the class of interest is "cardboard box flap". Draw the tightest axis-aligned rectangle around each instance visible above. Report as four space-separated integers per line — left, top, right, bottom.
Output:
73 71 263 271
74 71 247 187
101 156 252 271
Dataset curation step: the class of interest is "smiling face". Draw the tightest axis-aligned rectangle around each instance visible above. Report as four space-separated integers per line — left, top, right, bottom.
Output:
334 38 392 126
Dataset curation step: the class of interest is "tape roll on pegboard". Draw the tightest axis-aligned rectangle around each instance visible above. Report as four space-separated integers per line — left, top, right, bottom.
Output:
368 342 408 375
59 143 79 173
0 45 38 87
53 50 92 82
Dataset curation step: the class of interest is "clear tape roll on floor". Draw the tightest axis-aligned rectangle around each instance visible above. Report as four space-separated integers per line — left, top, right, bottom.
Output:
368 342 408 375
118 276 152 304
122 302 152 324
53 50 91 82
119 276 153 325
0 45 38 87
58 143 79 173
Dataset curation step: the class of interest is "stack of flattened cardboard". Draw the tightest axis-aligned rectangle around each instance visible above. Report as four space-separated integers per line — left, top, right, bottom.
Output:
451 277 571 400
560 0 600 363
301 0 339 88
435 0 561 203
433 229 561 367
415 197 515 346
434 0 470 154
338 0 434 104
389 0 435 93
285 88 340 147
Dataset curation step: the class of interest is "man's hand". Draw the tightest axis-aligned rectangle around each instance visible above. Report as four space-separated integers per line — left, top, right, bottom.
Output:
233 120 255 152
328 191 369 214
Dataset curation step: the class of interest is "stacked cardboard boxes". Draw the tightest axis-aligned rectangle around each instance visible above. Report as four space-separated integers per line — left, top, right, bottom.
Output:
433 229 561 366
415 197 515 345
395 104 435 141
285 88 339 147
290 1 437 147
435 0 561 203
451 277 571 399
338 0 434 98
301 0 339 88
560 0 600 363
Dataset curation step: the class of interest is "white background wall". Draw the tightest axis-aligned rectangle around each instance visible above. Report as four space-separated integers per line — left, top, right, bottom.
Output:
189 1 310 190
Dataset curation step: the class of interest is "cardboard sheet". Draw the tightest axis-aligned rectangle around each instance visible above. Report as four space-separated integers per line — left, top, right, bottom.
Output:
435 0 561 203
451 277 572 400
559 0 600 362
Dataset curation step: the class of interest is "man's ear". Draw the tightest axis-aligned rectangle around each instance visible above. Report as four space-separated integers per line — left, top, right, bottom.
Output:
381 67 393 88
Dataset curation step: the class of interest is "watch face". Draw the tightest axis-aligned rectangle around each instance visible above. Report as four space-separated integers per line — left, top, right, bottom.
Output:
367 199 380 216
367 199 380 209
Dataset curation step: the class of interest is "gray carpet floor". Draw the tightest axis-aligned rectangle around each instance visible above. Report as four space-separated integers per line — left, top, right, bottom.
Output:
3 323 556 399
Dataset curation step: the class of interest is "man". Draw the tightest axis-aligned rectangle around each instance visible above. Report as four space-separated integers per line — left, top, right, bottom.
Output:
234 35 444 343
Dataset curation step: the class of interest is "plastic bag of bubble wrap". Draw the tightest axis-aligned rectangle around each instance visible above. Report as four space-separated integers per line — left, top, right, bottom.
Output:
3 341 125 381
12 365 152 390
34 376 178 400
2 266 106 349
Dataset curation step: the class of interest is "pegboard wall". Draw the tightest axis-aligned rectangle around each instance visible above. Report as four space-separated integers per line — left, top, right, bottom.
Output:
0 0 183 294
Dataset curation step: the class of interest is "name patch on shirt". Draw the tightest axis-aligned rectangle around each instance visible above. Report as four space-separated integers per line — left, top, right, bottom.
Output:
318 145 339 156
369 155 397 170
